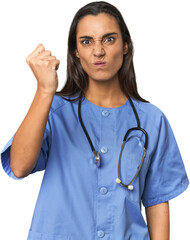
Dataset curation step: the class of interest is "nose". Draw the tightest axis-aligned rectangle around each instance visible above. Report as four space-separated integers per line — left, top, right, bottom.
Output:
93 41 105 57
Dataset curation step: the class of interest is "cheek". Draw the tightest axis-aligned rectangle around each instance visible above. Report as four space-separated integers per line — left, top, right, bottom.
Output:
80 58 91 70
77 51 93 72
107 48 124 71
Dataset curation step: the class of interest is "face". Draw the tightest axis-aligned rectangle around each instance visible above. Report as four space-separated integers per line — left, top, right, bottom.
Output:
75 13 128 83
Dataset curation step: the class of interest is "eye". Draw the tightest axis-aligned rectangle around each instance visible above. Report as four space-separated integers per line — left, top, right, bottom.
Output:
104 36 115 44
81 39 91 45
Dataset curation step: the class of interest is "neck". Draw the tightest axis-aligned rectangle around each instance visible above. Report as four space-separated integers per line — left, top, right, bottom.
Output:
84 75 127 108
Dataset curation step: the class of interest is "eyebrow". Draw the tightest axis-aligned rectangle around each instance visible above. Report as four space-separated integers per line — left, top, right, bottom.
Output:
79 32 118 39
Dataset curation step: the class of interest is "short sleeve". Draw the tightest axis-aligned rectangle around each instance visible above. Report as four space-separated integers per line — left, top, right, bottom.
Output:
142 113 189 207
1 119 51 180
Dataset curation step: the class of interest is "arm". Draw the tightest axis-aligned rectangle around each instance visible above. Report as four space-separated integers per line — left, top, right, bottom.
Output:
10 90 54 178
145 201 170 240
10 44 60 178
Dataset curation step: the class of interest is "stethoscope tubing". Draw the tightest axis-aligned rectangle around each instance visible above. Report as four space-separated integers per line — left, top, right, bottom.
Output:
78 95 148 190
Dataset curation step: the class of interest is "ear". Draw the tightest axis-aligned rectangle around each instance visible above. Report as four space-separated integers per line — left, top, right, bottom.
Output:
123 42 128 55
75 49 80 58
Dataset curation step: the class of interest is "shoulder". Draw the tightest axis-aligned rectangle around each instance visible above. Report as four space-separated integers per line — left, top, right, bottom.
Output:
49 94 70 115
131 98 166 129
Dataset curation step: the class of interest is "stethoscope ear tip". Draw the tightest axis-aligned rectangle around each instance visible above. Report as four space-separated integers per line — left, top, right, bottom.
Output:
115 178 121 183
127 185 134 190
115 178 134 191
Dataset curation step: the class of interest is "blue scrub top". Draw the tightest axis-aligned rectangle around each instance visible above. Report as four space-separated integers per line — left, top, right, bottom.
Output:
1 94 189 240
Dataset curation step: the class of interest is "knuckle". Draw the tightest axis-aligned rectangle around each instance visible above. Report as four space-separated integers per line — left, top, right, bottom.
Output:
37 44 45 51
34 45 45 55
50 56 56 60
29 57 35 65
26 55 32 64
27 58 33 65
46 50 52 55
26 57 29 64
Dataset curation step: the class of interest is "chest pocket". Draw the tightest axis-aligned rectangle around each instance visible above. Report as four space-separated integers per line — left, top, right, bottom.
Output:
119 132 149 203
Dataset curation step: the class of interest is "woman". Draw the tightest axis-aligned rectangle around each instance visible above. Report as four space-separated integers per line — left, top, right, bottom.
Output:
1 1 189 239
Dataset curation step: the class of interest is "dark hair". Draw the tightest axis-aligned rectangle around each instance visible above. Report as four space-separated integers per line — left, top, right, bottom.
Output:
56 1 148 102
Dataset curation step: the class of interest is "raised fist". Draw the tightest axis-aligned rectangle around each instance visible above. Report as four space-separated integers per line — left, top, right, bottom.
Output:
26 44 60 94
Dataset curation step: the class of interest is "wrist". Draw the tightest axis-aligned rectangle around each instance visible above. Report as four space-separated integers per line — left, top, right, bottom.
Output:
35 88 55 101
36 87 56 97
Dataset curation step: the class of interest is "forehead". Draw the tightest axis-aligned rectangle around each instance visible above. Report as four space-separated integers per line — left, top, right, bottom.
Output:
76 13 121 37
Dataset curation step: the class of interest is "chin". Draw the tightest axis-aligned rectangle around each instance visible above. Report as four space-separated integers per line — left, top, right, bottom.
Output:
89 72 117 82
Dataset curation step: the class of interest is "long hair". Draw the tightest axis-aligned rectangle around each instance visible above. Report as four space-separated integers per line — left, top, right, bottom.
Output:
56 1 148 103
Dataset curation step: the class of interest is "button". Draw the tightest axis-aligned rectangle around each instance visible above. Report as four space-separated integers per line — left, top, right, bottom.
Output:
97 230 105 238
101 146 108 153
100 187 108 195
102 110 109 117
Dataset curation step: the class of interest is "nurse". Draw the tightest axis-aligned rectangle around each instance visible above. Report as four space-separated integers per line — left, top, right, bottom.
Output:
1 1 189 239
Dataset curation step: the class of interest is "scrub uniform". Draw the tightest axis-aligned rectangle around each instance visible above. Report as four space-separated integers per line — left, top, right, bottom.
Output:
1 94 189 240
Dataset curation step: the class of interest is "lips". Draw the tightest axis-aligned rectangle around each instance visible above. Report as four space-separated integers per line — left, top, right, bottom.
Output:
93 61 106 67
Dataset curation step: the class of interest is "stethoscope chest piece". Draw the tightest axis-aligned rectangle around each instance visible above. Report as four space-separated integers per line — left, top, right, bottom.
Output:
93 150 101 167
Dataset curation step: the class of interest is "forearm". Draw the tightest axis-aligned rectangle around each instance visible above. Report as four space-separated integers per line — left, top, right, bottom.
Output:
145 201 170 240
10 89 54 178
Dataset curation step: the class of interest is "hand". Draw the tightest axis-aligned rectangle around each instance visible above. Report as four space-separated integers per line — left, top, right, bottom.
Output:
26 44 60 94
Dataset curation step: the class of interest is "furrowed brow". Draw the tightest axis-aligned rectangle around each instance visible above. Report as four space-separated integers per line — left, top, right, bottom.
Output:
79 32 118 39
79 36 93 39
102 32 118 38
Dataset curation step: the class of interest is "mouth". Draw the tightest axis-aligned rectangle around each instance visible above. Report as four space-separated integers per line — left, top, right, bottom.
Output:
93 61 106 67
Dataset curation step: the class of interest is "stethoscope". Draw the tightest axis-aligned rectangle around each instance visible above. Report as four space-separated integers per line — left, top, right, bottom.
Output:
78 95 148 191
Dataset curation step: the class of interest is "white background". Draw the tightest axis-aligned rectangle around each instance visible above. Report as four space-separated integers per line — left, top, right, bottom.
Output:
0 0 189 239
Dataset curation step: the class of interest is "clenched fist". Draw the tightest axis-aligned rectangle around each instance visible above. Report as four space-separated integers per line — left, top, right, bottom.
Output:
26 44 60 94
